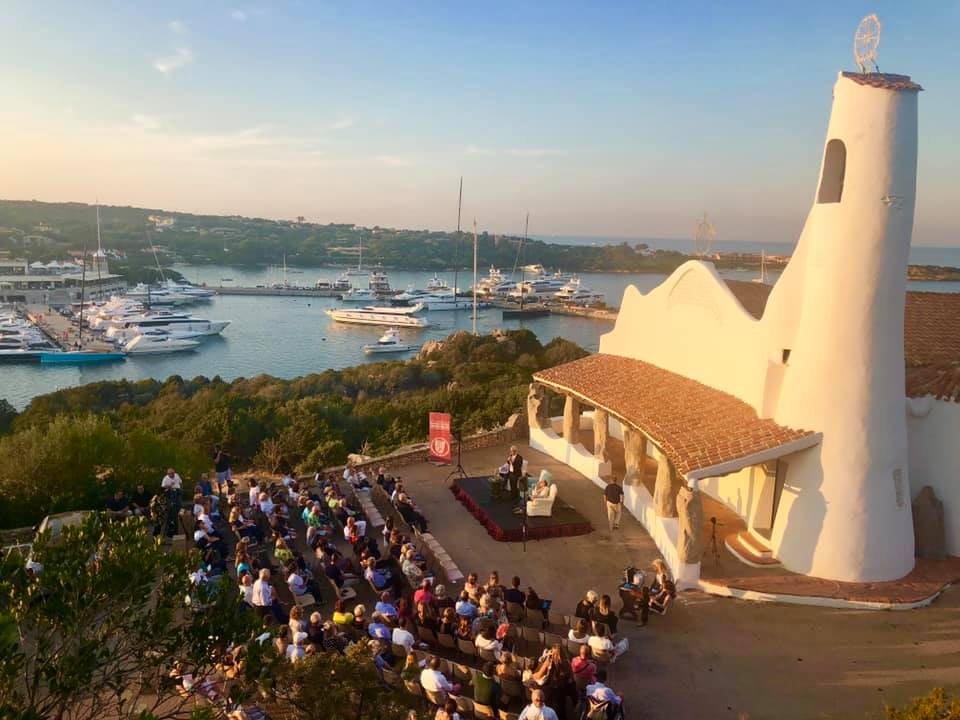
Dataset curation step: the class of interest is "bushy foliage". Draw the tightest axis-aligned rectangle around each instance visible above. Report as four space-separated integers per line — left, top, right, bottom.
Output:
884 688 960 719
0 513 259 719
0 331 586 528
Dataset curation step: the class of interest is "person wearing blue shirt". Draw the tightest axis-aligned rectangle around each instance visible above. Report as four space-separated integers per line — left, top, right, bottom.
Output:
374 591 397 619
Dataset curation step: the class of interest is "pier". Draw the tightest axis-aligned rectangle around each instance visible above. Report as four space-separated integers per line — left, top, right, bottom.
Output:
24 304 115 352
215 286 340 298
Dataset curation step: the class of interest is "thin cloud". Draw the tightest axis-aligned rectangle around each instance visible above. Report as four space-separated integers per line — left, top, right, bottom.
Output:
330 118 354 131
464 144 493 155
507 148 567 157
377 155 413 167
230 9 248 21
154 47 194 75
131 114 162 131
168 20 187 34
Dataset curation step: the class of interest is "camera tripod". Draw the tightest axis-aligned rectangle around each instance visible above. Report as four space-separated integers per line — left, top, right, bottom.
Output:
444 428 469 486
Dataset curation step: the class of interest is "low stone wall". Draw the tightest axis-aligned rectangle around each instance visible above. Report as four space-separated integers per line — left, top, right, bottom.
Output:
322 413 527 478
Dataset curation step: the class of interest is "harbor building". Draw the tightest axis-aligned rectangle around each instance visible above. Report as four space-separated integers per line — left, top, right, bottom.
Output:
0 258 126 305
530 68 960 588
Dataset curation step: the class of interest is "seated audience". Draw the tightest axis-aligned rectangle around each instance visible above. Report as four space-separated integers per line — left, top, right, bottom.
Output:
105 489 130 521
473 662 502 709
392 617 416 653
504 576 525 605
591 594 618 634
571 644 598 684
496 651 522 681
420 656 460 698
575 590 598 619
568 618 591 645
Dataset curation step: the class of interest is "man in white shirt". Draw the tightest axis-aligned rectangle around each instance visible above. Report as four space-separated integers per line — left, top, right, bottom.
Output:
391 618 416 653
239 574 255 606
518 689 559 720
586 675 622 704
258 492 275 516
252 569 286 623
286 632 307 663
161 468 182 491
419 657 460 696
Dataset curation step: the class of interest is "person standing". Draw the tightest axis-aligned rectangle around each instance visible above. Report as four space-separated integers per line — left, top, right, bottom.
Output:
507 445 524 499
212 446 232 492
604 477 623 531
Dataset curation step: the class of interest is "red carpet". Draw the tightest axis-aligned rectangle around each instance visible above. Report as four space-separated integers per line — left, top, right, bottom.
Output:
450 476 593 543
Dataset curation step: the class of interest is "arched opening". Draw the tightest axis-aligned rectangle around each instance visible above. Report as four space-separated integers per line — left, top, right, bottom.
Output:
817 139 846 204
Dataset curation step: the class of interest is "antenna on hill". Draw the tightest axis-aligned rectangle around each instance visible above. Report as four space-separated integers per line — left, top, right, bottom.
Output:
693 212 716 258
854 14 881 74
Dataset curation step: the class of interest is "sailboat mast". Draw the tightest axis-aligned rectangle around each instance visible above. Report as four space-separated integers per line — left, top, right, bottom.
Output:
472 218 478 335
78 219 88 349
95 202 103 300
519 213 529 311
453 176 462 297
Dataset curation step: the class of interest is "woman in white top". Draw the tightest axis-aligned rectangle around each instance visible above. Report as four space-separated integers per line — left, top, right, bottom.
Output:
568 617 590 644
289 605 307 635
286 632 307 662
401 548 424 585
474 626 502 659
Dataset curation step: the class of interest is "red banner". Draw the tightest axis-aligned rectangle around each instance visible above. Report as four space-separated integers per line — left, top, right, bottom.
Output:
428 412 452 465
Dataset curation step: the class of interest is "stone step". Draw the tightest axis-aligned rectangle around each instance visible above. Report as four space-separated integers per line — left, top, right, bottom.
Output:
725 531 781 568
739 530 773 558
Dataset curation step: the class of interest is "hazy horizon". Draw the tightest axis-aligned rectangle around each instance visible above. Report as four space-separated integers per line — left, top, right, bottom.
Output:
1 2 957 246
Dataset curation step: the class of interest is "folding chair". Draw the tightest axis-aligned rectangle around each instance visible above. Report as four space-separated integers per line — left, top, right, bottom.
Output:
457 637 477 659
474 702 497 720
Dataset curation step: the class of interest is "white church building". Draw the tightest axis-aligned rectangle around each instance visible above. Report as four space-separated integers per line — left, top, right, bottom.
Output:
529 65 960 589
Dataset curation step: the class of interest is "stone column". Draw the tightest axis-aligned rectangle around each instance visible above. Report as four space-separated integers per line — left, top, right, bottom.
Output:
593 408 610 464
623 427 646 486
562 395 581 442
654 454 678 518
676 486 704 564
526 382 549 431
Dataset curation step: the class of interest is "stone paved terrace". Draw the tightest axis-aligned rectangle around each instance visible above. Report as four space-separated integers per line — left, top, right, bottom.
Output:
397 441 960 719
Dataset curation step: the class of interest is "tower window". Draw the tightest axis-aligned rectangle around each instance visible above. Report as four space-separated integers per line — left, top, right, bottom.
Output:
817 139 846 204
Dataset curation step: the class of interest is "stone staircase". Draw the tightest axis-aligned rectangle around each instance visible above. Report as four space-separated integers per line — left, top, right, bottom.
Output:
725 529 782 568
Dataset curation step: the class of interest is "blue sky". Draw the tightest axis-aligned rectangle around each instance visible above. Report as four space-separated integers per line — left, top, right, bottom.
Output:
1 1 957 245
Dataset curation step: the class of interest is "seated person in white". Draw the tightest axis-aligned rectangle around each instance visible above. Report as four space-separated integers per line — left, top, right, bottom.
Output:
343 516 367 541
474 626 502 659
587 623 628 660
391 618 416 653
524 470 558 518
420 656 460 697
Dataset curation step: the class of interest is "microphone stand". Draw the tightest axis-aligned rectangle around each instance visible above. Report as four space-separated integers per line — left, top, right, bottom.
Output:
521 478 528 553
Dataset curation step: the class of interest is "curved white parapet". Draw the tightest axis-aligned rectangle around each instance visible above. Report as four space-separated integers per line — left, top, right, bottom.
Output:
529 418 610 490
622 481 700 587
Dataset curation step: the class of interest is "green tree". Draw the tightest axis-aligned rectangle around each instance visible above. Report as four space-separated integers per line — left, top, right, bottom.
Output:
253 642 425 720
0 399 15 436
0 513 259 719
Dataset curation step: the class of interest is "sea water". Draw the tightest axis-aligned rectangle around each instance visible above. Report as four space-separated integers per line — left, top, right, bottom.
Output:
3 255 959 410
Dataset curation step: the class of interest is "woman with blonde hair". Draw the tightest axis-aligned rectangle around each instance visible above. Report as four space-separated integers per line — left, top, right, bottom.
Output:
495 651 521 681
574 589 598 619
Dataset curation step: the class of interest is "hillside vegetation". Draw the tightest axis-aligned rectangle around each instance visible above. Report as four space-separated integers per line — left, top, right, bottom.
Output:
0 198 689 274
0 330 586 529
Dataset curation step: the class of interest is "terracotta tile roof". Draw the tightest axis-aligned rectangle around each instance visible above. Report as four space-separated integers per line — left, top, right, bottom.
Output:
533 354 817 478
841 72 923 92
904 291 960 367
906 361 960 403
723 280 772 320
723 281 960 401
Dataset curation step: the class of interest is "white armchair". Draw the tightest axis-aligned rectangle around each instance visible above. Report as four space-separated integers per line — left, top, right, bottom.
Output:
526 482 558 517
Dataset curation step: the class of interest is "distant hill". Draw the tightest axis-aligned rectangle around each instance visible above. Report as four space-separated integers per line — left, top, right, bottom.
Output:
0 198 688 274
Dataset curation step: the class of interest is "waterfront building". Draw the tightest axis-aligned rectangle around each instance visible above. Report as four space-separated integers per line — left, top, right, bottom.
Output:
530 67 960 586
0 258 126 304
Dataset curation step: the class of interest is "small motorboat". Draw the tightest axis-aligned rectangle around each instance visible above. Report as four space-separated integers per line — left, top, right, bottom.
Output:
363 328 420 354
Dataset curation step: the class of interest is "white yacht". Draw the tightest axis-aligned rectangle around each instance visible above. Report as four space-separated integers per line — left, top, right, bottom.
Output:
340 287 378 303
163 279 215 300
123 334 200 354
425 274 448 291
115 316 230 336
368 270 391 293
473 266 505 294
362 328 420 354
105 325 207 344
326 307 429 328
554 277 605 306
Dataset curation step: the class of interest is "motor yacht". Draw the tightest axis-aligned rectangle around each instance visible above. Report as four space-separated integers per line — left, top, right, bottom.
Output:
340 287 378 303
326 307 429 328
420 290 474 311
362 327 420 354
123 334 200 354
554 277 605 305
368 270 392 293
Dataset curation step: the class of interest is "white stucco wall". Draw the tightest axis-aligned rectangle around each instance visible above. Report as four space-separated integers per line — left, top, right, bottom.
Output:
699 466 776 533
596 72 921 583
600 262 769 410
529 415 609 490
908 398 960 556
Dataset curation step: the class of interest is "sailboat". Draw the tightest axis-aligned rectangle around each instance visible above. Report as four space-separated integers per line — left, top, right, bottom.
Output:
41 204 125 364
345 236 370 277
503 214 549 319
